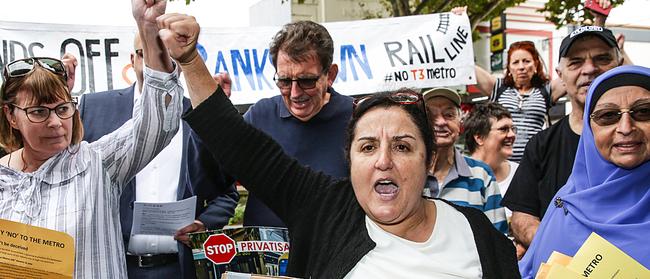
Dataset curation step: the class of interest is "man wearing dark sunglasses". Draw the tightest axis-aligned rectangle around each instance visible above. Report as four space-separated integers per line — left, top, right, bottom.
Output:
502 24 631 259
77 17 237 279
236 21 353 228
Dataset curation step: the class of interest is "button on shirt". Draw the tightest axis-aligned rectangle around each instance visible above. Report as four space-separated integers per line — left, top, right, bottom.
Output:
128 82 184 255
0 65 183 278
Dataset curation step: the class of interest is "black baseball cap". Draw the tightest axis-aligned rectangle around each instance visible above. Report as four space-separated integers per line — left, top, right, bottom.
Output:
559 26 618 61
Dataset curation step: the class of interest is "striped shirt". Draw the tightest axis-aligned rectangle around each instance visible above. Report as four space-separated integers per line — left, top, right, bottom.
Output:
0 65 182 278
490 79 549 162
424 149 508 234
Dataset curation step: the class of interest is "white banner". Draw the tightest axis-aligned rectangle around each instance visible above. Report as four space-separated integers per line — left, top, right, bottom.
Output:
1 13 475 105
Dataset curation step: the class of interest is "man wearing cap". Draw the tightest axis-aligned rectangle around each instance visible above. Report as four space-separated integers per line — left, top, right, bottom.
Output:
502 25 628 258
423 88 508 234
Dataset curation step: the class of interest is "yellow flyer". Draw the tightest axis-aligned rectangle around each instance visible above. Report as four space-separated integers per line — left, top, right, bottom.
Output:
566 232 650 278
0 218 74 279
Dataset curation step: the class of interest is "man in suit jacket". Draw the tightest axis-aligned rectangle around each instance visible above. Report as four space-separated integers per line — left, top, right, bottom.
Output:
78 33 238 279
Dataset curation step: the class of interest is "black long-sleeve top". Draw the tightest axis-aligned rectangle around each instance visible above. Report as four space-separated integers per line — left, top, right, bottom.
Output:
184 88 520 278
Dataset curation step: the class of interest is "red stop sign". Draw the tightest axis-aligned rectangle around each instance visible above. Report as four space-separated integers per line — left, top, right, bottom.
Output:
203 234 237 264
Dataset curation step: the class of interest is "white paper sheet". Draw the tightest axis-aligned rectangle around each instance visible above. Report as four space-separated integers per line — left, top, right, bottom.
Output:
131 196 197 235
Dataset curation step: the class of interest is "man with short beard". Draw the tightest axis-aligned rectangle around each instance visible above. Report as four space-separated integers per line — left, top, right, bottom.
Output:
422 88 508 234
502 26 627 258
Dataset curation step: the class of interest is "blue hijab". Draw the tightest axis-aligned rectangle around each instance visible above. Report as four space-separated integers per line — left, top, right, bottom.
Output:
519 65 650 278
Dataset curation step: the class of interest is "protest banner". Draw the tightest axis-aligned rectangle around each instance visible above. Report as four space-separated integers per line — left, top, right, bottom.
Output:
1 12 475 105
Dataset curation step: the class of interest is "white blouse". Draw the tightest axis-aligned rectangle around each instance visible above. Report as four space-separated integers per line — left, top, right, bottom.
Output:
0 65 183 278
345 199 482 279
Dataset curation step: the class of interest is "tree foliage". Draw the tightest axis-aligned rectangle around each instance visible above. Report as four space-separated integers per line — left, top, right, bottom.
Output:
540 0 625 28
373 0 626 30
375 0 527 30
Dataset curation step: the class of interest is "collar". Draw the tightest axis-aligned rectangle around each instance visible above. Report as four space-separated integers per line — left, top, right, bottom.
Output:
453 148 473 178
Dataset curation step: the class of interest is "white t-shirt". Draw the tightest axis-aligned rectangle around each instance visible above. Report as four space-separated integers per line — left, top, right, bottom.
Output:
499 161 519 219
344 199 482 279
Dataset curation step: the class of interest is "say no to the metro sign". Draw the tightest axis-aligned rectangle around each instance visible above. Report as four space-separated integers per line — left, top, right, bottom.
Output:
203 234 237 264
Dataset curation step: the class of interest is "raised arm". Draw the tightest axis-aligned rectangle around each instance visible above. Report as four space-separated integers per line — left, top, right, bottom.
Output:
89 0 182 187
155 13 217 107
132 0 173 74
550 77 567 104
475 65 497 97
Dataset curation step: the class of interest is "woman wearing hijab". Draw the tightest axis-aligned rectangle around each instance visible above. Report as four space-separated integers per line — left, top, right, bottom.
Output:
518 65 650 278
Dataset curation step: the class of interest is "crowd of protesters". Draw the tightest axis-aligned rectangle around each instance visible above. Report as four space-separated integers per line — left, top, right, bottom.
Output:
1 0 648 278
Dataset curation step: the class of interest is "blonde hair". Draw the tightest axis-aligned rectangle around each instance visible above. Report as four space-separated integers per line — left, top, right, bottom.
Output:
0 66 83 151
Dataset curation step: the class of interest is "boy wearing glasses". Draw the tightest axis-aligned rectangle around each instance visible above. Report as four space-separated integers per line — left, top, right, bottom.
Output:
422 88 508 234
239 21 354 228
502 25 628 259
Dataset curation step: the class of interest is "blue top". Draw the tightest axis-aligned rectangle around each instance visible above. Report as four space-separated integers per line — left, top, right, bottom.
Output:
425 149 508 234
519 65 650 277
242 88 354 227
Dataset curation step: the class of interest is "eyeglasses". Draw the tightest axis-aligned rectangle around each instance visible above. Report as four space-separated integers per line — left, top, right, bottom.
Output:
354 91 429 121
3 57 67 81
11 102 77 123
491 125 517 134
273 73 323 91
135 49 143 58
590 102 650 126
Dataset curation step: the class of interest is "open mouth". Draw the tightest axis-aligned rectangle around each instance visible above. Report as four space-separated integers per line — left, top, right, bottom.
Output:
434 129 451 138
374 179 399 201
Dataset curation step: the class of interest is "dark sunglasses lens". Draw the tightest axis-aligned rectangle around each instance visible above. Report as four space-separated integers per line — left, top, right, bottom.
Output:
275 79 291 89
38 58 66 75
592 110 620 126
632 104 650 121
297 78 318 89
7 60 35 77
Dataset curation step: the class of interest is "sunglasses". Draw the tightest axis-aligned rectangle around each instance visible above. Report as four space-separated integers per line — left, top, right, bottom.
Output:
354 91 429 121
11 102 77 123
273 72 325 91
135 49 144 58
590 102 650 126
3 57 67 81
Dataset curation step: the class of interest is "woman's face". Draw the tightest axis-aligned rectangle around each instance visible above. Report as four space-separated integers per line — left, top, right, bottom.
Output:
508 49 537 87
4 90 73 159
591 85 650 169
478 117 516 159
349 106 429 226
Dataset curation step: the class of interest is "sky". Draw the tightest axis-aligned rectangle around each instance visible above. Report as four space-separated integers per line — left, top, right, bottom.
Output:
1 0 649 27
0 0 259 27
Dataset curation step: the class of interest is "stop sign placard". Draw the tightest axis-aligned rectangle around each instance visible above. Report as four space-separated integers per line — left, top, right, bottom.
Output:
203 234 237 264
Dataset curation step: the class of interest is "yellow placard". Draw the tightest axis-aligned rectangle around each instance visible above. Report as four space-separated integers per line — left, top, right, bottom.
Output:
547 251 573 266
566 232 649 278
545 264 583 279
0 219 74 279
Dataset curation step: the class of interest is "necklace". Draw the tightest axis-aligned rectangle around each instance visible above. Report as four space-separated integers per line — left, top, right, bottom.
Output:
20 149 29 172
